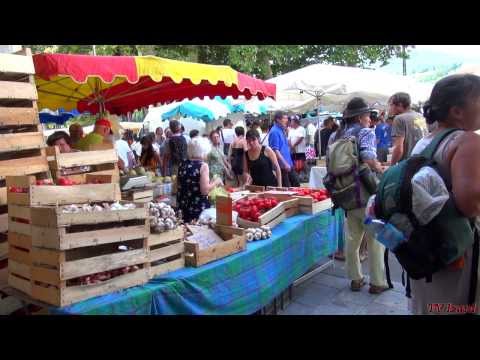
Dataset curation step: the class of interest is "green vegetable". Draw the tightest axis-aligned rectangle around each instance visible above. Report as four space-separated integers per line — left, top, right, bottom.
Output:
208 187 228 205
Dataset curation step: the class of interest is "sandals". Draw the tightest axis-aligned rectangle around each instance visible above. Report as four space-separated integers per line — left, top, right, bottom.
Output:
350 277 366 292
369 285 390 294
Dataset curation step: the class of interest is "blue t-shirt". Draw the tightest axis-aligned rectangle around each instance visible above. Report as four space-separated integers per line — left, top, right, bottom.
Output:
268 123 293 168
375 123 391 149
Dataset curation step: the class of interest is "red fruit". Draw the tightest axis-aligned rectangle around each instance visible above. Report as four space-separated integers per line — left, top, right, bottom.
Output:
250 205 259 214
57 178 69 186
270 199 278 207
318 195 327 201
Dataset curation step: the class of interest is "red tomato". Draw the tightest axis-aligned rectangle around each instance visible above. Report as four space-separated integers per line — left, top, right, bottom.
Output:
250 205 259 215
57 178 69 186
270 199 278 207
318 195 327 201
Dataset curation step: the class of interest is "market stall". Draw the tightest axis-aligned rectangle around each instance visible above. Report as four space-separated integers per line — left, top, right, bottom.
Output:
33 54 276 115
49 209 343 315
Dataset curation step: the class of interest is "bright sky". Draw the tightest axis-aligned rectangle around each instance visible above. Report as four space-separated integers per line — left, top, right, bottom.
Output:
415 45 480 59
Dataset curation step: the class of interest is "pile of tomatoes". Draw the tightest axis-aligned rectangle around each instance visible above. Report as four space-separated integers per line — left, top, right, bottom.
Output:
294 188 330 202
234 197 279 222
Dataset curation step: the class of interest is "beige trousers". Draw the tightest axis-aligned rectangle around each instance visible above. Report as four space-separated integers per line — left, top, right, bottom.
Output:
345 207 387 287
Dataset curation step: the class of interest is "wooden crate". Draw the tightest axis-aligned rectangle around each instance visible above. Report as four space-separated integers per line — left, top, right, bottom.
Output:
148 226 185 278
184 224 246 267
29 202 148 250
30 238 150 307
6 175 121 206
245 185 266 193
121 188 154 203
6 204 33 295
46 145 120 183
0 48 49 206
265 187 332 215
0 231 7 261
235 193 300 229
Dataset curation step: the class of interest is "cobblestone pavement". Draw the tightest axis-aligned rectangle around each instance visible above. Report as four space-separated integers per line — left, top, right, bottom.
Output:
279 253 411 315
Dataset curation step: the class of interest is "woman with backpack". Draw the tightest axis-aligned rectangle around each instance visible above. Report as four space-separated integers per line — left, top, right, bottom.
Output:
404 74 480 314
325 98 388 294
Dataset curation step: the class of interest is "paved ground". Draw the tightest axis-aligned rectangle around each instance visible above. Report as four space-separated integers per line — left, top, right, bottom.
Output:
279 252 411 315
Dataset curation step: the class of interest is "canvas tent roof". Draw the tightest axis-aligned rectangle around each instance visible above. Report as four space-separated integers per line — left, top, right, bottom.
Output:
269 63 432 110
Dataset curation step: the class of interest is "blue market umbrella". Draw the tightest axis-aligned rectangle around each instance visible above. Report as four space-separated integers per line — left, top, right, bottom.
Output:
161 102 216 122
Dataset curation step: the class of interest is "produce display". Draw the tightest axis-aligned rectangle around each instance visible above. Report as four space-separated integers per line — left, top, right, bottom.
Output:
245 226 272 242
294 188 330 202
208 186 229 205
61 202 136 213
148 201 181 233
68 265 142 286
186 228 225 250
234 197 279 222
8 176 110 193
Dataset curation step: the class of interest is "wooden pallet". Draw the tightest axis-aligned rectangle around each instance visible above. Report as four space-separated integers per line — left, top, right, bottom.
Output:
6 175 121 206
184 224 246 267
148 227 185 278
46 145 120 183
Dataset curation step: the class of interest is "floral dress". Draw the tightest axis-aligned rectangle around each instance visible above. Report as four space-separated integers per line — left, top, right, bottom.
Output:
177 159 211 223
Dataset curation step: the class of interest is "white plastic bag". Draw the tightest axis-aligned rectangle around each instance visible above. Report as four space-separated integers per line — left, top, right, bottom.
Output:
411 166 449 225
198 208 238 225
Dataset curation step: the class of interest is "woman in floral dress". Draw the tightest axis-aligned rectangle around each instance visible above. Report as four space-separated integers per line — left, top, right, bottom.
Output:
177 137 223 223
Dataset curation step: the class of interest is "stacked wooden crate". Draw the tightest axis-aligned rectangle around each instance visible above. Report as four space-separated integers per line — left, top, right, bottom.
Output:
6 175 151 307
46 143 120 184
148 226 185 278
0 48 49 264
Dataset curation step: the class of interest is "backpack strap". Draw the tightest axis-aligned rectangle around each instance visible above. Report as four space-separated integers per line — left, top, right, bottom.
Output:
384 248 394 289
420 128 460 160
468 227 479 306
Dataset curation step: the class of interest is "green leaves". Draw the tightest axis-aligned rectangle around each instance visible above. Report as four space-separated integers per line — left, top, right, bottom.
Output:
25 45 412 80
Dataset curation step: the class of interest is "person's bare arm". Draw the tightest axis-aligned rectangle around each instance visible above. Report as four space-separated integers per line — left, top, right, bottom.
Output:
450 132 480 217
118 158 126 171
390 136 405 165
199 163 222 196
274 149 291 171
363 159 384 173
266 147 282 187
242 152 252 185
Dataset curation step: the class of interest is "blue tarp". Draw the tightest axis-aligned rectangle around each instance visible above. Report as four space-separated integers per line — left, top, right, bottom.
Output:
39 109 80 125
50 209 344 315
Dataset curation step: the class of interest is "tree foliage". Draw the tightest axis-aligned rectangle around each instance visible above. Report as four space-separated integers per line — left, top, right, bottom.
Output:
26 45 412 80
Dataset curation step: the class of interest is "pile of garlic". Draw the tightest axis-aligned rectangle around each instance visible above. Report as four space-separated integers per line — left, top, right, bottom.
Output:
245 225 272 242
62 202 136 213
149 202 179 233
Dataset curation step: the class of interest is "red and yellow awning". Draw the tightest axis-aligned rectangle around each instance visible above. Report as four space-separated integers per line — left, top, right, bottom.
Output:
33 53 276 115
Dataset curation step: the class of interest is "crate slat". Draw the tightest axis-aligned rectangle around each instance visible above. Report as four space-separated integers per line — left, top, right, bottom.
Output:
0 240 7 259
148 227 184 247
48 147 119 169
0 107 38 127
0 132 45 153
8 273 31 296
0 52 35 75
0 153 49 178
8 245 31 265
30 203 147 227
0 81 37 101
31 268 149 307
149 242 184 263
149 257 184 278
8 231 31 250
31 223 149 250
8 259 30 279
0 213 7 233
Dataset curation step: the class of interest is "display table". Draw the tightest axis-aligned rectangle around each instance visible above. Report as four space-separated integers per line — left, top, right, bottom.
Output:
309 166 327 189
50 209 344 315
